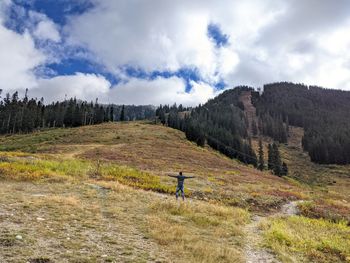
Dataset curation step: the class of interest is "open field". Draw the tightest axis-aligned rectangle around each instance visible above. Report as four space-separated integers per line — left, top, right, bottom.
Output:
1 121 350 262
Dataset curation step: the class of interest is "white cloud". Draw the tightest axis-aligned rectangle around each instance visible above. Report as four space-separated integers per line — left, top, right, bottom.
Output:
32 73 111 102
0 1 62 97
65 0 350 91
29 75 216 106
0 22 45 93
33 19 61 42
109 77 217 106
65 0 258 84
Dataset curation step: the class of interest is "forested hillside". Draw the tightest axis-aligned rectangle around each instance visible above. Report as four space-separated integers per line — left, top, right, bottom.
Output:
157 82 350 167
156 86 258 166
254 82 350 164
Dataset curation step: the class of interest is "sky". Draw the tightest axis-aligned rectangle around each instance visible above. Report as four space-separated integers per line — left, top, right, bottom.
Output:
1 0 350 106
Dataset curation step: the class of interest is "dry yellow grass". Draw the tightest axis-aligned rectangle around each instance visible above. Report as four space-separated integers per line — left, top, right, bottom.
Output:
148 199 249 263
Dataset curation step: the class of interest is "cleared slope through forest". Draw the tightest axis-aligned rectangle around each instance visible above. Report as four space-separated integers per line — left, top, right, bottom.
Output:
240 91 258 136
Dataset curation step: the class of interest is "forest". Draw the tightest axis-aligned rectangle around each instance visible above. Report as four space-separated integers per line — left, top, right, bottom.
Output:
156 87 258 166
254 82 350 164
0 90 155 134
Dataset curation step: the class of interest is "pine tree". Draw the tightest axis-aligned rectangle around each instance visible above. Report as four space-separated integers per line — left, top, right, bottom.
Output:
252 120 258 136
268 143 274 170
120 105 125 121
281 162 288 176
272 142 282 176
258 138 264 171
109 106 114 121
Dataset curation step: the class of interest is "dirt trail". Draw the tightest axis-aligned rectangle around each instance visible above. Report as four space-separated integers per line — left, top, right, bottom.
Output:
240 91 258 136
244 201 302 263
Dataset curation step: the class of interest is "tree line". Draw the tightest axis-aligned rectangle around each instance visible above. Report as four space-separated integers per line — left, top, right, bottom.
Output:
0 90 155 134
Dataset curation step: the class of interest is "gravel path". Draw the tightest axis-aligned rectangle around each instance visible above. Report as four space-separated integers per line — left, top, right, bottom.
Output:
244 201 302 263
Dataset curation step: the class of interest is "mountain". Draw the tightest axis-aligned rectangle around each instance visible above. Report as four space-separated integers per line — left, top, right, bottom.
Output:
159 83 350 166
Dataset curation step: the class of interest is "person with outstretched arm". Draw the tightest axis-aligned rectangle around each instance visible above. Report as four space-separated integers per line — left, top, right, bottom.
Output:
168 171 194 200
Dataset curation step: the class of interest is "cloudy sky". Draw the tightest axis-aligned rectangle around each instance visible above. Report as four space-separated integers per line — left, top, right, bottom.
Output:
1 0 350 105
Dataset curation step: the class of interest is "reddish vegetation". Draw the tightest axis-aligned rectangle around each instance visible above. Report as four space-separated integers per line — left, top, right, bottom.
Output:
266 189 303 200
299 200 350 225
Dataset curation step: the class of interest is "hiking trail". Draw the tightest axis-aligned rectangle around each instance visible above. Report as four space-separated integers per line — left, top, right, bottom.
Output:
244 201 302 263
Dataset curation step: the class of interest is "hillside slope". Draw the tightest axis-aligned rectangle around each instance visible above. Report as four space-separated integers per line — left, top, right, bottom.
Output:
0 122 349 262
0 122 303 211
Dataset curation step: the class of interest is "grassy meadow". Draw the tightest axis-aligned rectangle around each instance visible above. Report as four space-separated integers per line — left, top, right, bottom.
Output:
0 121 349 262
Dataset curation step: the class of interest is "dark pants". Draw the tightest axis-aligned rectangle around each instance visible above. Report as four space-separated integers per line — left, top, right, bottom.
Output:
175 185 185 200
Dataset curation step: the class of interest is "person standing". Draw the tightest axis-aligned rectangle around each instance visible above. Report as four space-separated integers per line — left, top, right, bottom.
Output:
168 171 194 200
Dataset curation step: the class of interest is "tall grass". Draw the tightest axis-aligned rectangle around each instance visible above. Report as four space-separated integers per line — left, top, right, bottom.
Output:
0 157 91 181
100 164 173 193
262 215 350 262
0 153 173 194
147 199 250 263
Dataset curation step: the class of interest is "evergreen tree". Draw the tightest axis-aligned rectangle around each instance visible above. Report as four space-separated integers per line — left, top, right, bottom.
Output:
281 162 288 176
252 120 258 136
258 138 264 171
266 142 287 176
120 105 125 121
272 142 282 176
109 106 114 121
268 143 274 170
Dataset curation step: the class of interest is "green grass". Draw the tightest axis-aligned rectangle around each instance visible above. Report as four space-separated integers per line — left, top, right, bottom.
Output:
0 128 74 152
0 152 174 194
0 157 90 181
262 216 350 262
100 164 174 194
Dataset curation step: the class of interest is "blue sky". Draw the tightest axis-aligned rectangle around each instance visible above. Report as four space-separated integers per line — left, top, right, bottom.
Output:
1 0 350 105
